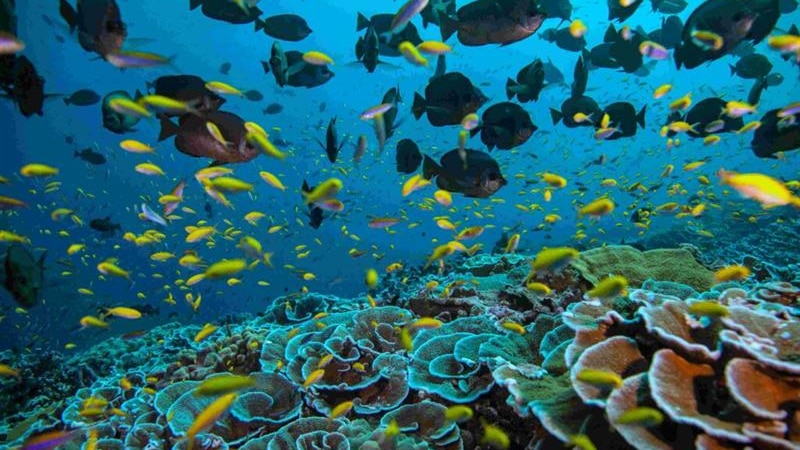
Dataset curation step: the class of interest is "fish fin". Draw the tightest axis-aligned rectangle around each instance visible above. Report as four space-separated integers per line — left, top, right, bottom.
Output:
438 13 459 42
469 126 482 138
603 24 617 42
301 180 311 193
286 62 305 77
189 0 203 10
729 64 736 76
636 104 647 128
550 108 564 125
422 155 441 180
315 138 326 151
158 116 179 142
59 0 77 31
411 92 426 120
355 37 364 60
260 60 270 74
505 78 518 100
63 97 71 105
356 12 370 32
254 18 266 32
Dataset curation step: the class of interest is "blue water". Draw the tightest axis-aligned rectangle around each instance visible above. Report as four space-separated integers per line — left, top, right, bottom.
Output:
1 0 798 353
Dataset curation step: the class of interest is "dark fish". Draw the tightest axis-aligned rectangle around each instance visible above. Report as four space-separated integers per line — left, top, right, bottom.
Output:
255 14 312 42
587 42 620 69
779 0 799 13
158 111 260 164
747 77 767 106
220 62 231 74
318 117 345 164
146 75 225 117
550 95 602 128
355 25 381 72
7 56 46 117
608 0 643 22
301 180 324 229
191 0 260 24
595 102 646 139
571 51 589 98
243 90 263 101
89 216 121 234
422 148 507 198
420 0 457 28
356 12 423 57
539 0 572 21
674 0 780 70
651 0 688 13
74 147 107 165
63 89 100 106
729 53 772 79
751 109 800 158
102 90 140 134
59 0 127 56
412 72 488 126
540 27 586 52
645 15 683 49
396 139 422 174
263 103 283 115
3 245 46 309
204 201 213 218
439 0 546 46
474 102 537 150
263 41 288 88
666 97 743 138
381 86 403 139
265 50 335 89
506 59 544 103
604 24 645 73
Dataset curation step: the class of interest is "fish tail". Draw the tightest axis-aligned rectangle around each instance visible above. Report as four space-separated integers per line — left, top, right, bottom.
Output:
438 13 458 42
411 92 426 120
254 18 265 32
356 12 370 32
636 104 647 128
422 155 441 181
158 116 180 142
549 108 563 125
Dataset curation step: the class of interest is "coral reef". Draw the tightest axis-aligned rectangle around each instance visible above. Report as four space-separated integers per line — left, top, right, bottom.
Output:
0 246 797 450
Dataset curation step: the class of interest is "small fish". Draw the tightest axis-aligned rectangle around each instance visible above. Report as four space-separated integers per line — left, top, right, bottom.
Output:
586 276 628 300
20 163 58 177
687 301 729 317
444 405 473 422
616 407 664 426
569 19 587 38
575 369 623 388
368 217 401 228
194 323 219 343
106 50 172 69
328 400 355 420
194 375 255 396
479 418 510 450
204 81 243 96
531 247 579 272
185 394 237 450
302 51 334 65
714 265 751 282
0 32 25 55
691 30 724 51
0 364 19 377
105 307 142 319
303 368 326 388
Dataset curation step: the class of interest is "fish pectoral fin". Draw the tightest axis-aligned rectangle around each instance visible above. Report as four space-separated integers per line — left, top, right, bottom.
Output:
286 62 305 77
